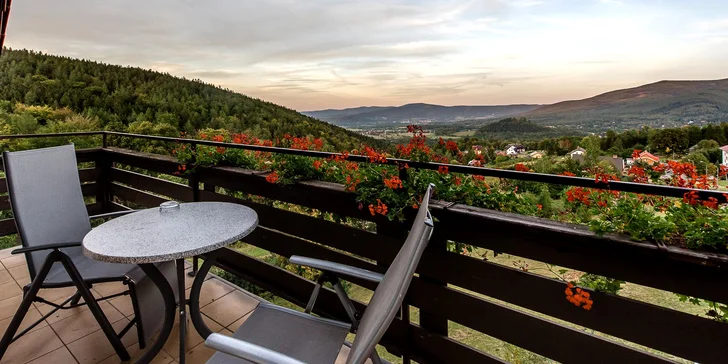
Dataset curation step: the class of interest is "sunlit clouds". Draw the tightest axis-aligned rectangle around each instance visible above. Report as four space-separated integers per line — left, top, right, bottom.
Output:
6 0 728 110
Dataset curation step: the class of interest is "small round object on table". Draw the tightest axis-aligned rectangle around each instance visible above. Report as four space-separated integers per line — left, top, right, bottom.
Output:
83 202 258 264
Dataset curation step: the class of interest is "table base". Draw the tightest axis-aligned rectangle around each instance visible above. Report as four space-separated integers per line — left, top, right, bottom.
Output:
134 251 220 364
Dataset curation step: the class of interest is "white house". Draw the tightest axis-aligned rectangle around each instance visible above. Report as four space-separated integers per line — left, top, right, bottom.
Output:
721 145 728 166
568 147 586 158
505 144 525 156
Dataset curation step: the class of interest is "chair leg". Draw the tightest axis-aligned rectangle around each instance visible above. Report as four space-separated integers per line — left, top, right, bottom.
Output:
0 250 59 360
127 281 146 349
58 252 130 361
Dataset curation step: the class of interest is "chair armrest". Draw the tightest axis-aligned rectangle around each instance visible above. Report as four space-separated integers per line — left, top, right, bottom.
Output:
205 333 306 364
289 256 384 283
89 210 139 220
12 242 82 254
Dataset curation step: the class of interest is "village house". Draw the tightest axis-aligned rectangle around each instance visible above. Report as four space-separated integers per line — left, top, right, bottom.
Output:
528 150 546 159
568 147 586 158
636 151 660 166
505 144 526 156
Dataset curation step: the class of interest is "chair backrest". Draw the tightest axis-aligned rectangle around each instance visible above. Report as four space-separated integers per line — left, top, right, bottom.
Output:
346 184 435 364
3 145 91 279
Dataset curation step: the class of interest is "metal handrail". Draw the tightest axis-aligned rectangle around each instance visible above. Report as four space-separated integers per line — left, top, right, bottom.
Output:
1 131 726 202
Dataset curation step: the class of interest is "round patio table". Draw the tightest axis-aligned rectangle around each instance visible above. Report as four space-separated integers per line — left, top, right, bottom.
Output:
82 202 258 364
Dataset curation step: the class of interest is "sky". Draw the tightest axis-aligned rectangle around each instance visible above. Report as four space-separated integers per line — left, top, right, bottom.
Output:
5 0 728 111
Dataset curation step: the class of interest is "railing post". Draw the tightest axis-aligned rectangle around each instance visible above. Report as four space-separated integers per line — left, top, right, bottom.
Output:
417 236 449 340
96 149 111 213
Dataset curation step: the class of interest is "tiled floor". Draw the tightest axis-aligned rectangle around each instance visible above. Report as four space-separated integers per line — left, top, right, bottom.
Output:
0 247 260 364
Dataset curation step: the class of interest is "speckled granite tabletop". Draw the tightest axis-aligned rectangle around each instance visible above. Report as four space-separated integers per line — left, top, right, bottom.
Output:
83 202 258 264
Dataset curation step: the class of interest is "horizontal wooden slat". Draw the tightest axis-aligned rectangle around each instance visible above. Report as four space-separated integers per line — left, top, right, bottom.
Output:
79 168 100 183
74 148 102 164
0 196 9 211
198 166 374 220
110 183 169 208
212 247 504 364
199 191 395 262
432 204 728 304
0 218 16 236
110 168 193 202
407 280 672 364
104 148 185 177
81 183 97 197
0 179 6 194
108 201 133 212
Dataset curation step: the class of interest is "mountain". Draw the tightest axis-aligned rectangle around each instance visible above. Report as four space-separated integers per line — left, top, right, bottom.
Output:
523 79 728 131
475 117 584 139
304 103 541 128
0 49 379 149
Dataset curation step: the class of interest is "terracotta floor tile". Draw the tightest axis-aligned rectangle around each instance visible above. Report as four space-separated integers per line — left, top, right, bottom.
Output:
26 346 79 364
0 269 13 285
51 301 124 344
0 247 17 261
0 281 22 301
36 298 90 324
0 306 48 337
7 265 28 281
97 340 174 364
0 295 23 321
66 318 137 364
186 278 234 309
162 311 223 360
0 325 63 364
92 281 128 298
200 290 258 327
1 254 26 269
182 340 217 364
14 275 29 288
37 286 80 303
108 295 135 318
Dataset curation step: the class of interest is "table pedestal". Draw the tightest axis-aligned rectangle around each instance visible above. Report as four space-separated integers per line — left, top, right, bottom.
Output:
133 251 220 364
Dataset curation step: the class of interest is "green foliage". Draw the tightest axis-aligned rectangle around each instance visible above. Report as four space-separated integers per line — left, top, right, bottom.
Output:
648 128 689 153
675 294 728 323
578 274 625 295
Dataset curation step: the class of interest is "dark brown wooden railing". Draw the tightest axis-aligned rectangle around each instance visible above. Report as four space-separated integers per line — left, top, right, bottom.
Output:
1 144 728 363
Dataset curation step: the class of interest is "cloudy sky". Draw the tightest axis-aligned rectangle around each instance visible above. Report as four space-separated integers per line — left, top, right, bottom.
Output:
5 0 728 110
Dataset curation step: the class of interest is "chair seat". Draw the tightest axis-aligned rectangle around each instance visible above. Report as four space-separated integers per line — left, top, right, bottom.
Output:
207 302 351 364
39 247 143 286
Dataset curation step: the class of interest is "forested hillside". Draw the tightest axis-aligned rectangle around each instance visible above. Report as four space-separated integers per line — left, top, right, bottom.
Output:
475 117 583 139
0 49 378 149
524 79 728 131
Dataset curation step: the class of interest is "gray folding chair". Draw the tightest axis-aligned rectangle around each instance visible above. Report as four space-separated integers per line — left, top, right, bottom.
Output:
0 144 177 361
205 183 436 364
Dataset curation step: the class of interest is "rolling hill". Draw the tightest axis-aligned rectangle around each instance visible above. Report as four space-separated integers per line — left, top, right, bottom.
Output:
523 79 728 131
303 103 541 128
475 117 585 139
0 49 379 149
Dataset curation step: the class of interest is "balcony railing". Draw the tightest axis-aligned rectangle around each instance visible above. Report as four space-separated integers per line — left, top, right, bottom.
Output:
1 132 727 364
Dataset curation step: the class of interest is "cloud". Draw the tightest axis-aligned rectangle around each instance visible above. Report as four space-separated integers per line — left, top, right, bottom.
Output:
5 0 728 110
